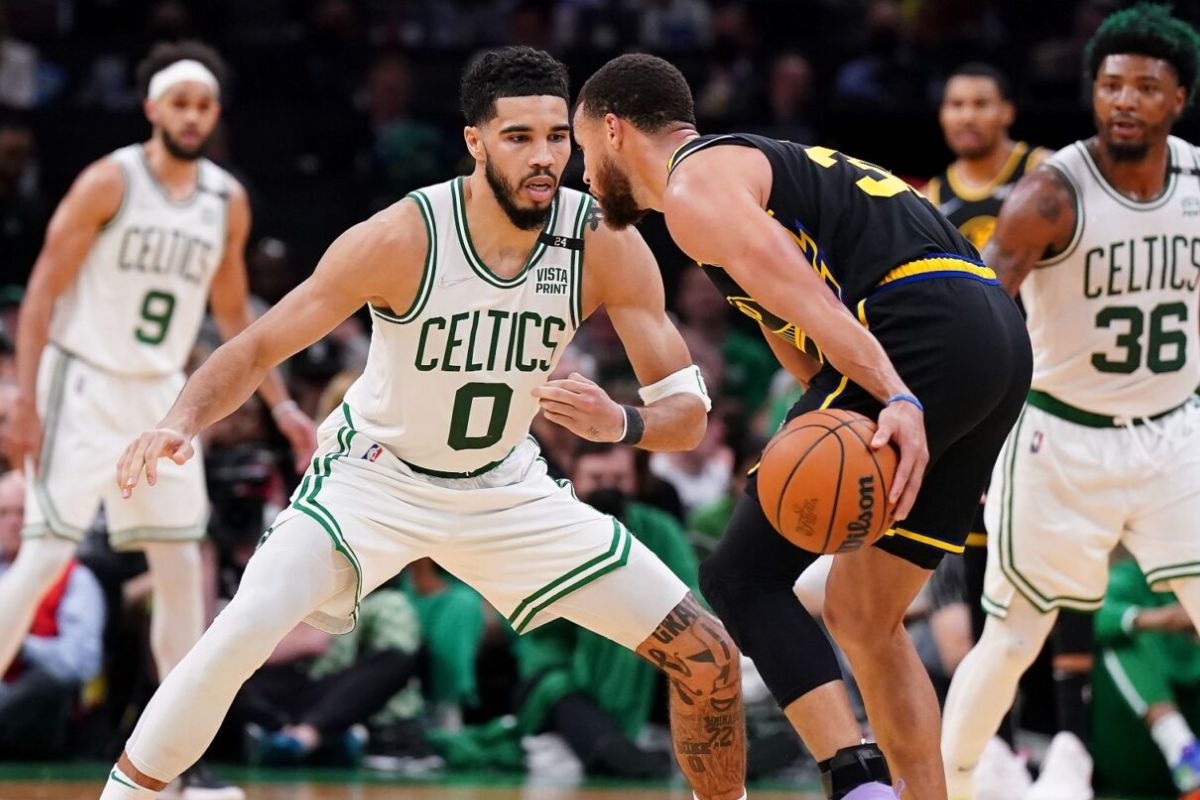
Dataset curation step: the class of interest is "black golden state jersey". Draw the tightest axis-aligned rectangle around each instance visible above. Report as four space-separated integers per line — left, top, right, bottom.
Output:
925 141 1040 252
667 133 984 361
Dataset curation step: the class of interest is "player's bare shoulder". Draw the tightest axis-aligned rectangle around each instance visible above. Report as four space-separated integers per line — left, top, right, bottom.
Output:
1001 164 1077 248
325 194 431 313
985 163 1078 293
64 155 128 226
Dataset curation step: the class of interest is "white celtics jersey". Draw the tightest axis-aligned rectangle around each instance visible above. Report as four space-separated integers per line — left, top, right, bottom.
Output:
1022 136 1200 417
342 177 594 474
49 144 231 376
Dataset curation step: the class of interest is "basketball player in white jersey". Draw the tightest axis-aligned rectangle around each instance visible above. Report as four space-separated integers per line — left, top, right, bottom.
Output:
942 7 1200 799
95 47 746 800
0 41 316 798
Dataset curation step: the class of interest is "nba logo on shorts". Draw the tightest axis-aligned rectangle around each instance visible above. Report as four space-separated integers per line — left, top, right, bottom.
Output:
363 444 383 462
1030 431 1044 454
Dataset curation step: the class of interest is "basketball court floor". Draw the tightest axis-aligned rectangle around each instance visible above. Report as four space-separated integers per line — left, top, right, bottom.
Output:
0 764 1157 800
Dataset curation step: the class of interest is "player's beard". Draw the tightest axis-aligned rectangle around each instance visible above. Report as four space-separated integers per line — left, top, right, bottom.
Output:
161 128 208 161
1095 112 1167 163
592 154 645 230
485 159 557 231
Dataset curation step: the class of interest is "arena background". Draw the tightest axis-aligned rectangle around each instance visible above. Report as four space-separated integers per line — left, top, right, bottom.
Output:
1 1 1199 799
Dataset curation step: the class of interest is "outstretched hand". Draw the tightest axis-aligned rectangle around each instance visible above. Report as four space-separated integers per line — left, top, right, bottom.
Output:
116 428 195 499
872 401 928 522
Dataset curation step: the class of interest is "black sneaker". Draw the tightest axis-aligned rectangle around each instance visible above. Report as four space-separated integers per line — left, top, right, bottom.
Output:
174 762 246 800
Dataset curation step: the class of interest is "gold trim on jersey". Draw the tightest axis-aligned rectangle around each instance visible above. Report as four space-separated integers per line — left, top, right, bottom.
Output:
885 526 967 554
945 141 1028 202
877 257 997 287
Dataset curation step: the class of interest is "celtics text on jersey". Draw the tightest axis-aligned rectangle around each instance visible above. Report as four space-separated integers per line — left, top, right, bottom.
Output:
341 178 595 475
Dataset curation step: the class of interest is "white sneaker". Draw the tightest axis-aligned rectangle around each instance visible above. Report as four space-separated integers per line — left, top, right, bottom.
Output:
1027 732 1093 800
975 737 1032 800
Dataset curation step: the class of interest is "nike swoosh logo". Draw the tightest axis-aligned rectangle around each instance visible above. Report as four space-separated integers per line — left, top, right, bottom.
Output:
110 769 140 790
438 274 473 288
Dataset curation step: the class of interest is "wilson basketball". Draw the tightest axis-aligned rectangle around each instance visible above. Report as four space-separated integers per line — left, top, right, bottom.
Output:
757 409 898 554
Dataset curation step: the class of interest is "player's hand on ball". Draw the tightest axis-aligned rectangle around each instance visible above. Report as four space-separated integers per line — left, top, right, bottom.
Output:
533 372 624 442
116 428 194 498
873 401 928 522
273 403 318 473
2 397 43 473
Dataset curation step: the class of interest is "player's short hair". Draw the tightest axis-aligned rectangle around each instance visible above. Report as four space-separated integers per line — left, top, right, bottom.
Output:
135 40 228 100
459 46 569 126
576 53 696 133
1084 2 1200 104
945 62 1012 101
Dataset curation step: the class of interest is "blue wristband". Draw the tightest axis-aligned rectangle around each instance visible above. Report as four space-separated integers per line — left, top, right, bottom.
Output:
886 393 924 413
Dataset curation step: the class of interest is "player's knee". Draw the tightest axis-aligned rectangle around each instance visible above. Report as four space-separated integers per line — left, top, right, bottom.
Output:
821 578 906 649
642 600 741 696
981 617 1044 670
699 553 784 624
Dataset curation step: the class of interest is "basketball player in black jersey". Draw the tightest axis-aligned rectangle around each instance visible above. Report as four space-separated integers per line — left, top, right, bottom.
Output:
926 63 1051 253
574 55 1032 800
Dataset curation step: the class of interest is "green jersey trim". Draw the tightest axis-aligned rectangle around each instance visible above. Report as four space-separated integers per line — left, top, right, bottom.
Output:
450 176 559 289
371 190 439 324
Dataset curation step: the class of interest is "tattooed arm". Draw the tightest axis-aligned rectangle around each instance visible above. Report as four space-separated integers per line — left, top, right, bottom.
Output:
982 166 1077 297
636 594 745 800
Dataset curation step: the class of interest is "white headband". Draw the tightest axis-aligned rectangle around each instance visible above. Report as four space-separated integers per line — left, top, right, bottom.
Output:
148 59 219 102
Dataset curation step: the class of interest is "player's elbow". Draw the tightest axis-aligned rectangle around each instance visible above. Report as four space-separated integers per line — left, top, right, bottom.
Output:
671 399 708 451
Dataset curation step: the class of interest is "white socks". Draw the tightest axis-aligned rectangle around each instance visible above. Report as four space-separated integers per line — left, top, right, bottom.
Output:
97 766 158 799
1151 710 1194 766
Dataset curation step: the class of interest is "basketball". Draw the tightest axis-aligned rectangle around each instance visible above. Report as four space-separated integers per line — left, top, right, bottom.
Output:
757 409 898 554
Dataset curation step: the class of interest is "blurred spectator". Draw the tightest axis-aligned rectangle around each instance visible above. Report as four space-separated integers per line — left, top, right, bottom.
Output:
686 438 762 557
1092 558 1200 797
754 53 817 144
247 237 298 308
694 2 760 123
402 558 497 732
0 470 105 759
639 0 713 51
0 114 45 288
235 585 426 769
648 412 733 515
0 1 36 108
833 0 926 108
362 50 446 204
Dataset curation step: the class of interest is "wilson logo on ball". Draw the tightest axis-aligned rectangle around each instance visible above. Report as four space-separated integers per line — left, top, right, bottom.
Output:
841 475 877 552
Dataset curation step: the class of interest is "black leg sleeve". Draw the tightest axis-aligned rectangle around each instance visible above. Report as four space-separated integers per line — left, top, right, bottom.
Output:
699 488 841 709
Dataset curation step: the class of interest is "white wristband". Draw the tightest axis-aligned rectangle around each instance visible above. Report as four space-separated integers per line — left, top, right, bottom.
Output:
271 399 299 420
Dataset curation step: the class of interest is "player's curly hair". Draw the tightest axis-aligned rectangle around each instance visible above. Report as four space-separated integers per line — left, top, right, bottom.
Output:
135 40 228 99
1084 3 1200 105
459 46 569 126
576 53 696 132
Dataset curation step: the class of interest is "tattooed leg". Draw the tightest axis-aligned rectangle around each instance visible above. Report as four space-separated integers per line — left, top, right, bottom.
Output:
636 593 746 800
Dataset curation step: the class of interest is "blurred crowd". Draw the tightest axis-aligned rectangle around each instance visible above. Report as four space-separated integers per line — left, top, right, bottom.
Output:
1 0 1199 796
